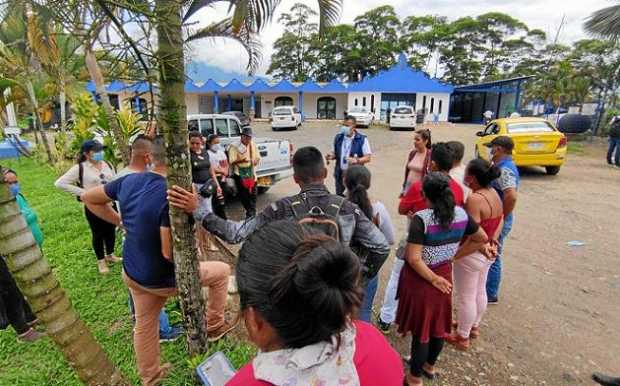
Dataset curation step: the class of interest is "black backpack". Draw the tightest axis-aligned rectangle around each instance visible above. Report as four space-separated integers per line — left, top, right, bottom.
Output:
290 193 345 241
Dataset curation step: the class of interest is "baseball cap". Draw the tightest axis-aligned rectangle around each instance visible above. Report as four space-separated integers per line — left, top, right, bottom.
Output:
484 136 514 152
80 139 104 153
241 126 253 137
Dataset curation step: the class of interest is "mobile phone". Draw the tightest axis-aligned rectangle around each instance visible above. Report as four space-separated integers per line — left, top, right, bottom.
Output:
196 351 236 386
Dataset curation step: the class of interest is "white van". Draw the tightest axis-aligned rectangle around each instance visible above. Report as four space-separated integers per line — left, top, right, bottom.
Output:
389 106 416 131
271 106 302 131
187 114 293 193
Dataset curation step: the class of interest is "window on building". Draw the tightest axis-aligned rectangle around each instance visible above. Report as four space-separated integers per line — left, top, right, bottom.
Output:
362 96 367 106
422 95 427 111
438 100 443 114
370 95 375 112
354 98 358 106
430 98 435 113
317 97 337 119
274 96 293 107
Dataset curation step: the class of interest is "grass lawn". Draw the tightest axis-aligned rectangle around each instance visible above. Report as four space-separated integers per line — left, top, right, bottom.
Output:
0 157 254 386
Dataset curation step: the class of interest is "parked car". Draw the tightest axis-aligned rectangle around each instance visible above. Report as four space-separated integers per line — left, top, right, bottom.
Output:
222 110 251 127
346 107 375 127
187 114 294 193
270 106 302 131
475 117 567 175
389 106 416 130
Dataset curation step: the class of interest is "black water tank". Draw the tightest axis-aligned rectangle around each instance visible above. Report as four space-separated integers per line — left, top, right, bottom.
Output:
557 114 592 134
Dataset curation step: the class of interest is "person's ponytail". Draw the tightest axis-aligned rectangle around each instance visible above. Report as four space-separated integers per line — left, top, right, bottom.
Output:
422 172 455 229
236 221 362 349
344 165 373 221
466 158 501 187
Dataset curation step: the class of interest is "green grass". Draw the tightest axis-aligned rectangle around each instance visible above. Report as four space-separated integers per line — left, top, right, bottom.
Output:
0 157 254 385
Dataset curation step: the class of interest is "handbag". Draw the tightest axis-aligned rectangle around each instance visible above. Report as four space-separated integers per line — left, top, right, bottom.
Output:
237 143 256 191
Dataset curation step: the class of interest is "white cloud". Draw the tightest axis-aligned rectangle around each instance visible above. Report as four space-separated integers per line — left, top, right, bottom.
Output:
186 0 613 77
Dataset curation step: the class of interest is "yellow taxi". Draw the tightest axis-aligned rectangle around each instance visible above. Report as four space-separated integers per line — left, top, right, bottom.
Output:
475 117 567 175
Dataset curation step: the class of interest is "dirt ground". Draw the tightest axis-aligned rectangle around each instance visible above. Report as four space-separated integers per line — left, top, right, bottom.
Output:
221 120 620 385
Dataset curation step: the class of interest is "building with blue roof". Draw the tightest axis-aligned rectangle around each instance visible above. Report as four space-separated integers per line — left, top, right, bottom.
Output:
87 53 456 122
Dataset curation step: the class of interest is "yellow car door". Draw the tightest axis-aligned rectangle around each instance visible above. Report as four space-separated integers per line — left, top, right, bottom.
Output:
475 122 501 161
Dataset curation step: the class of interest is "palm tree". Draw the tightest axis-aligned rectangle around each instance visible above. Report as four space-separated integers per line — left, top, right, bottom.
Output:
148 0 342 356
0 181 130 385
585 3 620 40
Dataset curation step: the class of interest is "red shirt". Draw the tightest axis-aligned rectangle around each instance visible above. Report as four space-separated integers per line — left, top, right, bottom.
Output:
226 321 404 386
399 177 465 215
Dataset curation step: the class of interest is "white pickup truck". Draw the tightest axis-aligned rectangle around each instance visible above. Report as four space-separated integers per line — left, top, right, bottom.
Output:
188 114 294 193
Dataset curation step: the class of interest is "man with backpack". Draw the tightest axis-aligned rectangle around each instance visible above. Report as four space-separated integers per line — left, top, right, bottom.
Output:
168 146 390 282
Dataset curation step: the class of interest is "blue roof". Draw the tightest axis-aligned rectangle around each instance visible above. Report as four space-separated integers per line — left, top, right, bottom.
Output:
85 80 154 94
199 79 222 93
322 79 347 92
268 79 298 92
348 53 453 94
247 78 272 92
298 80 324 92
185 80 202 93
221 79 248 93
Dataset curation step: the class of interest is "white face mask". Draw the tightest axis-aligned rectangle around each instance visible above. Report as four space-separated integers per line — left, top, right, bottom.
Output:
210 143 222 152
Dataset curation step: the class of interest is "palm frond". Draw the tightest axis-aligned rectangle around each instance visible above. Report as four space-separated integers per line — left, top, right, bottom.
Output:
183 0 225 22
585 4 620 40
231 0 279 33
186 16 262 75
316 0 342 33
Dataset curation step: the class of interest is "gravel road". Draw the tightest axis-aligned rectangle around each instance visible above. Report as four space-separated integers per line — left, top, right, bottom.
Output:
222 120 620 385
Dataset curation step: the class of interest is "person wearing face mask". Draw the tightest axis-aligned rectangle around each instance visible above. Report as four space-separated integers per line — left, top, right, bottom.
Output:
0 169 46 343
55 140 120 274
484 136 519 304
206 134 229 220
326 116 372 196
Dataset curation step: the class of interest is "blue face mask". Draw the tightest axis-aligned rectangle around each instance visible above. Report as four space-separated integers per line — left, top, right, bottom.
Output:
9 183 20 197
340 125 350 136
92 151 104 162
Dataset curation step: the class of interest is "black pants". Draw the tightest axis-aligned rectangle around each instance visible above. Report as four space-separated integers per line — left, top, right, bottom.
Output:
0 258 36 335
334 168 346 197
234 175 257 218
410 336 445 377
212 177 228 220
84 206 117 260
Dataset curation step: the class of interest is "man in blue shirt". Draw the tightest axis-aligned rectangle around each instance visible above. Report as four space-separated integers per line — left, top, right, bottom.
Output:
326 116 372 196
485 136 519 304
82 137 235 386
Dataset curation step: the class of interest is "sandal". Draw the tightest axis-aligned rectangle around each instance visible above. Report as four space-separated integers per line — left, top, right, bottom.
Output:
405 373 423 386
446 332 470 351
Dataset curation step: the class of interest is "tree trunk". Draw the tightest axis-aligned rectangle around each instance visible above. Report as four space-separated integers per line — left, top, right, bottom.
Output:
0 180 130 386
84 48 130 165
154 0 209 356
59 80 69 154
26 81 55 164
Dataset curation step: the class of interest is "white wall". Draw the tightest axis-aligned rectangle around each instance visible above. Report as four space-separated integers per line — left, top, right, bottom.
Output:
347 92 382 118
260 93 299 117
185 94 199 115
415 92 451 122
302 93 348 119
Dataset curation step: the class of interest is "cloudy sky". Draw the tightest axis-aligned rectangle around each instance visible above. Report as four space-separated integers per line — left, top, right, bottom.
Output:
186 0 614 80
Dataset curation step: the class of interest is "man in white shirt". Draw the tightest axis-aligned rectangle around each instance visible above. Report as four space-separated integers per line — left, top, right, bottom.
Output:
326 116 372 196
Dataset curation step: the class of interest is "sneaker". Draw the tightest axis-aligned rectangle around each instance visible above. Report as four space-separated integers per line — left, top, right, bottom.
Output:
97 260 109 274
377 317 391 335
207 318 239 342
159 326 183 343
18 328 46 343
105 255 123 264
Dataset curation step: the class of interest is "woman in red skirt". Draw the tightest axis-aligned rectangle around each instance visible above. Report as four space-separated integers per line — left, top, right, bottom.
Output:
396 172 489 385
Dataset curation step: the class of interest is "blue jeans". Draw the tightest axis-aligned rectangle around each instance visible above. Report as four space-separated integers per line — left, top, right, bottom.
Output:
607 138 620 166
359 275 379 322
128 292 172 334
486 215 513 300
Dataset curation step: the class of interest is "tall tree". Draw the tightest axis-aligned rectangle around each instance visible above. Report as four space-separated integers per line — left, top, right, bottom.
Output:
310 24 362 81
400 15 450 75
439 16 484 84
0 179 129 385
353 5 401 79
267 3 318 81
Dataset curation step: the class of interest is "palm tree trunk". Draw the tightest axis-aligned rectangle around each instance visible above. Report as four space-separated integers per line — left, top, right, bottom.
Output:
26 81 55 164
84 47 130 165
59 79 69 154
0 181 130 386
154 0 209 356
